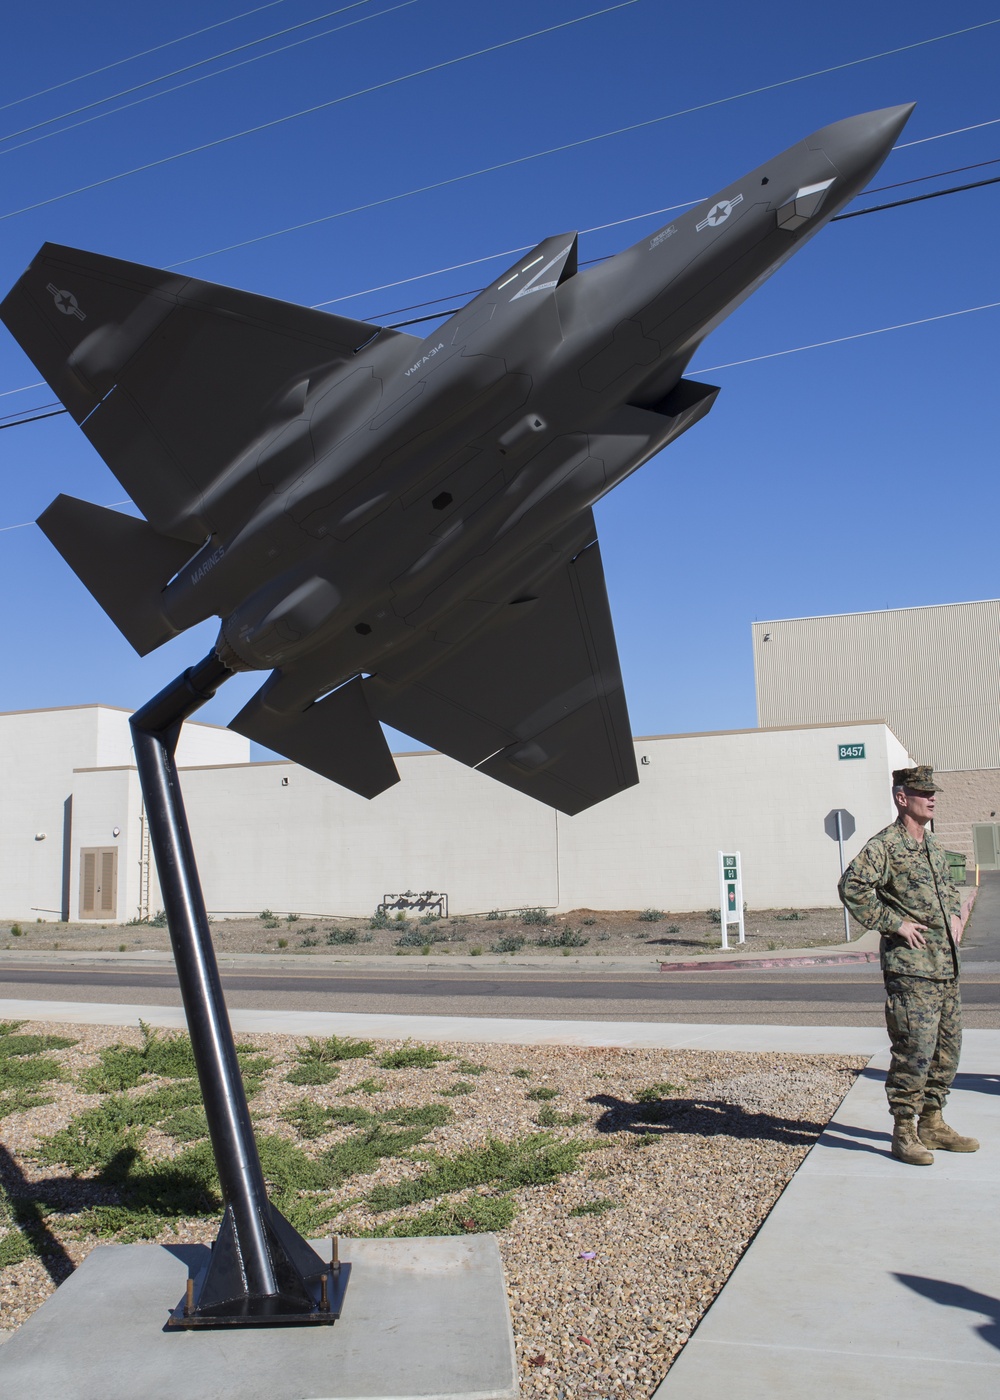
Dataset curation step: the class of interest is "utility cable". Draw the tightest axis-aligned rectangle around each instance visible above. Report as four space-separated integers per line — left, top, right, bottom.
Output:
166 17 1000 269
0 1 294 114
693 299 1000 374
0 2 640 223
832 173 1000 220
317 154 1000 314
0 408 67 430
0 2 386 154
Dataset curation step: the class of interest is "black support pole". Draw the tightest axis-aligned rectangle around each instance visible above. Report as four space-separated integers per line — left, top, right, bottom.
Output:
130 652 348 1327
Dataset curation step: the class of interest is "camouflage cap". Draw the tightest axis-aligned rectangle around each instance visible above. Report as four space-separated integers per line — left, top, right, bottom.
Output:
892 765 942 793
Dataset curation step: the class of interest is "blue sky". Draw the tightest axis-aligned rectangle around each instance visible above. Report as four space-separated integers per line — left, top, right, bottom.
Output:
1 0 997 750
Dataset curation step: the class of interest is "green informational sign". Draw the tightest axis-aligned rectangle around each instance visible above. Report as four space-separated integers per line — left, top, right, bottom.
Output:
838 743 866 760
723 856 737 872
727 882 737 911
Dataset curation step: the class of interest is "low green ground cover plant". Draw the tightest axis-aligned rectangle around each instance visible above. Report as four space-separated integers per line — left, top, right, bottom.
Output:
535 928 589 948
376 1045 446 1070
286 1035 373 1086
568 1198 618 1217
367 1132 592 1212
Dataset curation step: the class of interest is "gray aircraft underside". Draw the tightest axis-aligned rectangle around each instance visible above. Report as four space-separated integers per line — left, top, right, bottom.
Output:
2 104 913 815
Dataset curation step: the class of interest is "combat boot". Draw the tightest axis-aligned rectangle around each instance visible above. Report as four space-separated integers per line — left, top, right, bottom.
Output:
917 1108 979 1152
891 1114 933 1165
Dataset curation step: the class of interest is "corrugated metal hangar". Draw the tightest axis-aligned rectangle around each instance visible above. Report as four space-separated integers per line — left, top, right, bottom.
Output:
753 598 1000 865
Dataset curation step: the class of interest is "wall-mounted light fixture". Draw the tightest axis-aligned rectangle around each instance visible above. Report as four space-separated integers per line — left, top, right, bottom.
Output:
640 755 650 766
113 827 121 837
281 777 289 787
34 832 46 841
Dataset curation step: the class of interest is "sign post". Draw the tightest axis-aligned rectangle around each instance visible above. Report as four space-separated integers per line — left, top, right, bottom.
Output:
824 808 856 943
718 852 744 950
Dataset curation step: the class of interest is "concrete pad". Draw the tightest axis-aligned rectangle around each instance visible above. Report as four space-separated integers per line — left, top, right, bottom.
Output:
0 1236 518 1400
0 998 892 1054
654 1031 1000 1398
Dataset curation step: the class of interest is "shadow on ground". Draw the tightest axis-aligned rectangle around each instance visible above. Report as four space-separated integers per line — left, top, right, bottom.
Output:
587 1095 820 1145
894 1273 1000 1351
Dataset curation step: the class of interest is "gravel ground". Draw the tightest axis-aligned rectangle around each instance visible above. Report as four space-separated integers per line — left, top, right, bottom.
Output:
0 1020 864 1395
0 904 869 959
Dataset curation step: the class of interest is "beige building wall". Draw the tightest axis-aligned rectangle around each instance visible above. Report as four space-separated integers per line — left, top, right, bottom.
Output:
753 599 1000 772
752 599 1000 858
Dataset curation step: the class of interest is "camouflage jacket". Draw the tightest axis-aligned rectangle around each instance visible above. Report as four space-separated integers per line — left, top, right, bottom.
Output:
838 819 961 980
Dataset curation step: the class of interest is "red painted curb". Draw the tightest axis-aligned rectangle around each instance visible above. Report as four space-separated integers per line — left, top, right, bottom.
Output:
659 950 881 972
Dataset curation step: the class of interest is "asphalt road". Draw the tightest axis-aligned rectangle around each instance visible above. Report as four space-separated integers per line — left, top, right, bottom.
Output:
2 959 998 1027
3 874 997 1028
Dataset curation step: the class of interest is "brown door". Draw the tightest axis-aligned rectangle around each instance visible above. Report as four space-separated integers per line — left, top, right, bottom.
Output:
79 847 118 919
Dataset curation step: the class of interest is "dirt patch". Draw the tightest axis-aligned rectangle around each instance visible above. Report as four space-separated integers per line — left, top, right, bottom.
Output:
0 905 867 958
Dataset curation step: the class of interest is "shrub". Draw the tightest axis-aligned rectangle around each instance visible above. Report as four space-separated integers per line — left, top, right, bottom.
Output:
485 910 504 921
568 1198 618 1217
469 946 483 957
526 1087 559 1101
277 938 288 949
326 927 358 945
519 907 552 926
535 928 588 948
491 934 525 954
775 910 805 922
706 909 721 925
369 908 390 930
634 1082 683 1103
638 908 664 922
10 925 23 938
377 1045 446 1070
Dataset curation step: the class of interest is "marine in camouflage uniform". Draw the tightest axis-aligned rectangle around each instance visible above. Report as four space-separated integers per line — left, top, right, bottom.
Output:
838 765 978 1164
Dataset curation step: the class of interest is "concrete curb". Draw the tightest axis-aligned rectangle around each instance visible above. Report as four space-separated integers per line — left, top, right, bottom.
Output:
659 948 881 972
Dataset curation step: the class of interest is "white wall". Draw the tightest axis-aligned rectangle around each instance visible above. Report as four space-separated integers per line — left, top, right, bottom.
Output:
0 706 248 921
1 707 911 922
177 718 908 918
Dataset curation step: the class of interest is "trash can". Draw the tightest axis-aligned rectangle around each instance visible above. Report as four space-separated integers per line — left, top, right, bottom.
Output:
945 850 967 884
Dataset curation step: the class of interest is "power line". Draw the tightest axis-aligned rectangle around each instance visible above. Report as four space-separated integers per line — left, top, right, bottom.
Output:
0 2 390 156
0 408 68 431
832 173 1000 220
693 299 1000 374
0 1 294 114
896 115 1000 149
315 150 1000 314
0 1 640 223
167 17 1000 270
0 401 61 422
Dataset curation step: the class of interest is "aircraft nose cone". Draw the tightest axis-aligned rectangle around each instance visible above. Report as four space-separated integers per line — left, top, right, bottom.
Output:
808 102 916 183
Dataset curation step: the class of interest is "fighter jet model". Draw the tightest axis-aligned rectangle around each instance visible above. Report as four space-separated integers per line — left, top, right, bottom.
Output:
2 104 913 816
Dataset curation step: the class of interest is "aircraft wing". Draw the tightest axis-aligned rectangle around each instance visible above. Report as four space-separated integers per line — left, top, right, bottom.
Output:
0 243 417 542
364 522 639 815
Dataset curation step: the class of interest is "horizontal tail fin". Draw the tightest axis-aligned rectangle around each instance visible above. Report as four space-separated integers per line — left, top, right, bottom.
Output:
230 674 399 799
37 494 195 655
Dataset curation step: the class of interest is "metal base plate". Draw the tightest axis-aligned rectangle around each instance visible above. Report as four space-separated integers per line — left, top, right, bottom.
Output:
166 1262 351 1329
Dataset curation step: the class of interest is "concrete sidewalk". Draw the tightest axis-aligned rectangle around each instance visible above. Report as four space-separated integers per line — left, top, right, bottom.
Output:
655 1028 1000 1397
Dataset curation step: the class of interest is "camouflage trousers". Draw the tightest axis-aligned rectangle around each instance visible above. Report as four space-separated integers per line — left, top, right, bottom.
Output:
884 974 962 1117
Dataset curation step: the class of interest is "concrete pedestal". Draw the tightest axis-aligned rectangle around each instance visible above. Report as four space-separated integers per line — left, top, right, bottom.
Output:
0 1236 519 1399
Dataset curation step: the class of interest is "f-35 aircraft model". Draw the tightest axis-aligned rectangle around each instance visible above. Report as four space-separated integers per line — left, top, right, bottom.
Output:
4 104 913 816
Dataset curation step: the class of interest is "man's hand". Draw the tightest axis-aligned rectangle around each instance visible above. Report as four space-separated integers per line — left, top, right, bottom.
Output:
952 913 964 945
896 920 928 948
